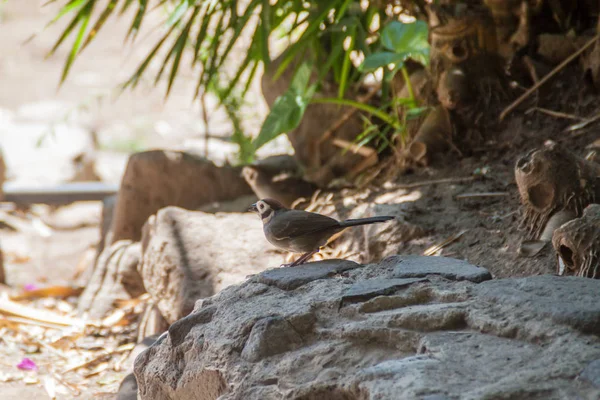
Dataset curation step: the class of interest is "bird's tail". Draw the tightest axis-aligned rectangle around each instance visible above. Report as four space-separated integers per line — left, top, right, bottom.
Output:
339 216 395 228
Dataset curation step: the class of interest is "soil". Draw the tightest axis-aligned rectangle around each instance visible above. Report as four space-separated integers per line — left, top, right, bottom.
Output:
1 2 599 399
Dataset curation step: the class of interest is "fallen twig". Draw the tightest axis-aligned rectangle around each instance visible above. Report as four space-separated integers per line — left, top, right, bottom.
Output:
499 34 600 121
10 286 84 301
396 176 475 189
424 230 468 256
0 296 86 327
563 111 600 133
527 107 583 121
332 138 376 157
455 192 509 200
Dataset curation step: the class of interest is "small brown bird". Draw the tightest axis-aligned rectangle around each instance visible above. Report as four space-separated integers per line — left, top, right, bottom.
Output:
249 198 395 267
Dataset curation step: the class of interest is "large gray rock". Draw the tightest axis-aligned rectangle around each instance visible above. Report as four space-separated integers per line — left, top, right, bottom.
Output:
385 254 493 283
134 256 600 400
138 207 285 324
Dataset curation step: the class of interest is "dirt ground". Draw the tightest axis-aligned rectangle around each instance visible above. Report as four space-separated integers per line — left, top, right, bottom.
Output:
1 2 599 400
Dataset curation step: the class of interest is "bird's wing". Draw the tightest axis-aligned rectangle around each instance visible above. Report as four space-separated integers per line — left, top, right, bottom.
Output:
267 210 340 240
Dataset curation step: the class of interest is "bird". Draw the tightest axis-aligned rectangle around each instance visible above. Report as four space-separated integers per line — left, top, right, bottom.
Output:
249 198 395 267
242 164 317 209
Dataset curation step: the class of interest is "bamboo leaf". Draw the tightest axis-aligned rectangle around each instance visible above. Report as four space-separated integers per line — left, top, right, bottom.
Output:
46 0 85 26
214 0 261 70
124 23 178 89
218 21 261 101
242 59 259 98
166 0 189 27
46 0 90 57
192 2 218 65
81 0 118 51
60 0 95 84
119 0 136 15
260 0 270 66
334 0 352 23
127 0 148 40
199 6 228 91
166 5 200 97
274 0 340 80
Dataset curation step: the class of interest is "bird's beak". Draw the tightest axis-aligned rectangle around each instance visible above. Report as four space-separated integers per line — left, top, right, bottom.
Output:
248 203 258 213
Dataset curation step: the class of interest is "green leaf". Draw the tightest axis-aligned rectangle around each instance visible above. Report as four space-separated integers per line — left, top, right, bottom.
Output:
253 62 315 150
192 1 218 65
119 0 136 15
46 0 85 26
218 21 261 101
338 24 356 98
380 20 430 66
60 0 94 84
406 106 430 119
165 5 200 96
166 0 189 27
274 0 339 80
123 22 178 89
334 0 353 24
312 96 399 128
260 0 271 66
81 0 118 51
127 0 148 39
214 0 260 70
359 51 405 71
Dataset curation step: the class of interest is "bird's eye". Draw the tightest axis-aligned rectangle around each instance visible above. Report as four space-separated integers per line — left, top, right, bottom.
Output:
259 203 264 209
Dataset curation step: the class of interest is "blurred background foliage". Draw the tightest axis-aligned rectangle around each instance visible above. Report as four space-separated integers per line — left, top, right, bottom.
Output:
45 0 430 163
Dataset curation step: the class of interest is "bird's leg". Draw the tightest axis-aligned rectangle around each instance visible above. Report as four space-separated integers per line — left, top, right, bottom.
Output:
282 250 319 268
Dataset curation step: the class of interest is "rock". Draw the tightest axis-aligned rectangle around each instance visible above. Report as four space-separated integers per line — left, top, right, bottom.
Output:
116 374 138 400
138 207 285 324
99 194 117 256
77 240 144 318
137 304 169 343
255 259 361 290
110 150 252 243
134 257 600 400
580 359 600 388
552 203 600 278
196 194 257 214
472 275 600 335
241 316 304 361
116 335 161 400
384 255 493 283
515 142 600 238
342 277 428 302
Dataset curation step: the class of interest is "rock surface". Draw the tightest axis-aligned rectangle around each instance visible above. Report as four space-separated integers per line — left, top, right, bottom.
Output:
134 256 600 400
110 150 253 243
384 255 493 283
77 240 144 318
138 207 285 324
